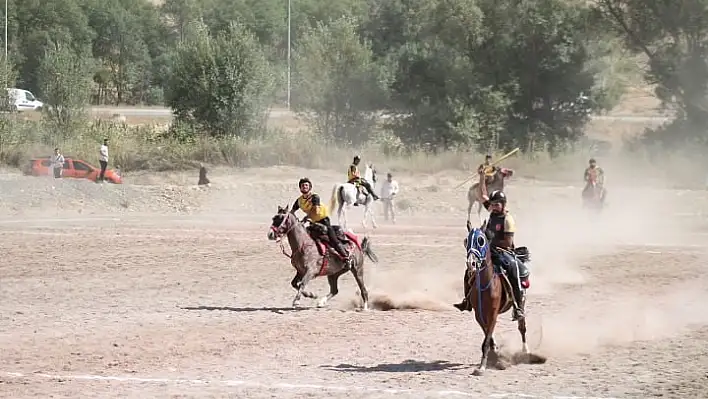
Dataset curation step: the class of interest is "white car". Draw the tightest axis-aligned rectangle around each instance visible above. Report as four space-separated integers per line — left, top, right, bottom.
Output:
6 88 44 112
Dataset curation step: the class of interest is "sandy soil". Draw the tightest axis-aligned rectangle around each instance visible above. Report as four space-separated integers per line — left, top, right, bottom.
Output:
1 165 707 399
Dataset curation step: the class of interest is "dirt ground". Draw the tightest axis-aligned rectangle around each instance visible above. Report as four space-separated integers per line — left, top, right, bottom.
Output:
1 165 707 399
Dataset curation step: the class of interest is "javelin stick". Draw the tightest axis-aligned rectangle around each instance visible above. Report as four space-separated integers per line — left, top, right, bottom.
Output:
454 147 520 189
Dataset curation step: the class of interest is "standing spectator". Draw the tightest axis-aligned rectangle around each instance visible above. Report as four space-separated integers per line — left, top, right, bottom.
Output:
380 172 400 223
98 138 109 182
51 147 64 179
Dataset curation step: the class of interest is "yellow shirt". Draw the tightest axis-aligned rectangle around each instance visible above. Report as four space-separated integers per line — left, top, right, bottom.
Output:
297 193 328 222
348 164 359 181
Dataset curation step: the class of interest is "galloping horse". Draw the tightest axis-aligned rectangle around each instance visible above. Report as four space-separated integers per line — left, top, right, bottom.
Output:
463 224 536 375
467 168 514 226
329 164 378 231
267 206 379 310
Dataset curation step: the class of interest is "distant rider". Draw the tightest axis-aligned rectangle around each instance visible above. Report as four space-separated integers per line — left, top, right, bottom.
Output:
348 155 380 202
477 154 496 179
290 177 353 269
582 158 605 200
454 171 527 321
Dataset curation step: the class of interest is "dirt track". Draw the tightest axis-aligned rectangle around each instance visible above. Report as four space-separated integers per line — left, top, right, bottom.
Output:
1 167 707 398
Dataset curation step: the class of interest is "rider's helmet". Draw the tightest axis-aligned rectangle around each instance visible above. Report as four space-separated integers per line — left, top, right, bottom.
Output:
298 177 312 194
489 190 507 205
353 155 361 163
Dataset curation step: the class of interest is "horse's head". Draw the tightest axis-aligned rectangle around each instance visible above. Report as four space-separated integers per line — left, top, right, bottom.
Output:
464 226 490 272
499 167 514 179
268 205 296 241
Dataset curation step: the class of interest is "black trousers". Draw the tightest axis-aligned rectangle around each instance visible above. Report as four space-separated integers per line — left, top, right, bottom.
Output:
53 167 62 178
99 160 108 181
349 178 377 197
319 217 348 257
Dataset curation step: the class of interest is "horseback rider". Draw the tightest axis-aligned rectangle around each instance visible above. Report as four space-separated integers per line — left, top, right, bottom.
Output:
290 177 353 269
348 155 380 203
477 154 496 178
454 173 526 321
582 158 605 199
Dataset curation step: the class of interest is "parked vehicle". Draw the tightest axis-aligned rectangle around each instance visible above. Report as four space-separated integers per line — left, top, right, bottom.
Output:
23 157 122 184
5 88 44 112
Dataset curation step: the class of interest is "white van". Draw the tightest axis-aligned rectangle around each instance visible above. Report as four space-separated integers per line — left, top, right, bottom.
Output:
5 88 44 112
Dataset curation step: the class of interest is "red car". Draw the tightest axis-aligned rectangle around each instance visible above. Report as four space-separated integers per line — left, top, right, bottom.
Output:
23 157 123 184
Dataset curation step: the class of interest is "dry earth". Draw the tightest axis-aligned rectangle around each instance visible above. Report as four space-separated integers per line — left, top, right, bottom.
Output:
1 164 708 399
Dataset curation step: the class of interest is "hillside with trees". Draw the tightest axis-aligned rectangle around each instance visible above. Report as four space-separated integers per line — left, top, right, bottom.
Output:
0 0 706 170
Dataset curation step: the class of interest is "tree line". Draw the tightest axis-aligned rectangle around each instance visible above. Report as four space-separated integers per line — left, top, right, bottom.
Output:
1 0 706 153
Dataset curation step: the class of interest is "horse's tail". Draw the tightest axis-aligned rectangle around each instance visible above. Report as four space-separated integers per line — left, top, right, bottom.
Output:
329 183 339 212
360 236 379 264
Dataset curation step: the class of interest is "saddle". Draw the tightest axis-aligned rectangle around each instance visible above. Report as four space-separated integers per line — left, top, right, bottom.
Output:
306 222 351 257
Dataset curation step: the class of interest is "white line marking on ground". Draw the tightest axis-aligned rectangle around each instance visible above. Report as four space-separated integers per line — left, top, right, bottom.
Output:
1 371 618 399
0 217 120 224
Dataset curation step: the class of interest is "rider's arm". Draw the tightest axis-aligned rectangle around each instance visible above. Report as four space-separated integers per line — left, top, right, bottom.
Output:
290 199 300 214
499 213 516 249
479 170 489 202
583 168 589 182
310 194 322 211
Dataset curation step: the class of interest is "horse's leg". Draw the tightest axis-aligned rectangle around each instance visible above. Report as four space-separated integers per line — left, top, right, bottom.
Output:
292 270 317 299
292 266 318 308
367 198 377 229
317 270 345 308
473 311 500 376
340 202 348 231
518 316 528 354
350 256 369 311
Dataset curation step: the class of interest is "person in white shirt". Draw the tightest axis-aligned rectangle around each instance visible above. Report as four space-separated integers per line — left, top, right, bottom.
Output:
380 172 400 223
98 138 109 182
51 147 64 178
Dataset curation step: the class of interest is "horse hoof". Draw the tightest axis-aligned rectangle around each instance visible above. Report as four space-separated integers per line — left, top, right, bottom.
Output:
472 368 484 376
316 298 329 308
292 301 301 308
362 302 369 311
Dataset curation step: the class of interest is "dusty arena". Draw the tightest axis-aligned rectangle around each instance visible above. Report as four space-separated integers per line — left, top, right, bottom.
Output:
1 165 707 398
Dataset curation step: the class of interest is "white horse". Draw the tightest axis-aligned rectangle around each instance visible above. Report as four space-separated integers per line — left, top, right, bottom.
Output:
329 164 378 231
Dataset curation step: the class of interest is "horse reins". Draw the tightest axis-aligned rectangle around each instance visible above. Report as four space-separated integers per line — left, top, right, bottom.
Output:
271 214 311 259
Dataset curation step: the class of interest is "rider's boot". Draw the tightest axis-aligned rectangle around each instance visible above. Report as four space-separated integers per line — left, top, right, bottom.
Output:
511 276 526 321
335 243 352 271
453 269 471 311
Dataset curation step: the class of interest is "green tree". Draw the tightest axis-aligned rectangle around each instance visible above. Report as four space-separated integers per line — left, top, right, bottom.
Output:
37 41 94 138
594 0 708 146
292 16 387 144
165 20 276 138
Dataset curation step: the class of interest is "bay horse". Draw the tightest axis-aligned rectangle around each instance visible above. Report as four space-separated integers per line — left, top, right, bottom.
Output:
329 164 378 231
467 168 514 226
463 224 532 376
267 205 379 310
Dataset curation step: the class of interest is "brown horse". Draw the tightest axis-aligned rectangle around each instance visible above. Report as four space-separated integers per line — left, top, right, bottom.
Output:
463 224 529 376
467 168 514 226
267 205 379 310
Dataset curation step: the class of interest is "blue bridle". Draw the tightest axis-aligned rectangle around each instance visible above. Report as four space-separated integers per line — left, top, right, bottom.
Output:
465 227 489 266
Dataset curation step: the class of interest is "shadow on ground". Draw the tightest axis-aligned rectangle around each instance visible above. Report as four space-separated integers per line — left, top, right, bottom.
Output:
321 360 466 373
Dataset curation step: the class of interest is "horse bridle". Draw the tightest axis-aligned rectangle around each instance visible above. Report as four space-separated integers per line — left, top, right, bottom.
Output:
271 212 296 241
